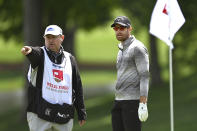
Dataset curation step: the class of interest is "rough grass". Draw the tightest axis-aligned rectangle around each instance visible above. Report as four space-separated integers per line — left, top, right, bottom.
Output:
0 39 24 63
0 26 119 64
0 70 24 91
0 22 195 131
0 70 116 91
0 76 197 131
0 26 120 91
75 26 119 63
80 70 116 86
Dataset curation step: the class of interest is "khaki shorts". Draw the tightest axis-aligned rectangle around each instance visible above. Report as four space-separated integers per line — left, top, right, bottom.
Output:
27 112 73 131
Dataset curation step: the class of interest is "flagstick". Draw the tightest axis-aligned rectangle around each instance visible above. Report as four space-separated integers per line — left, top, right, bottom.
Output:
150 0 185 129
168 0 174 129
169 47 174 131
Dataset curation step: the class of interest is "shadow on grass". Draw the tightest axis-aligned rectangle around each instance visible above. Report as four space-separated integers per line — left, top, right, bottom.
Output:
0 94 115 131
1 75 197 131
0 107 29 131
73 94 114 131
0 70 23 80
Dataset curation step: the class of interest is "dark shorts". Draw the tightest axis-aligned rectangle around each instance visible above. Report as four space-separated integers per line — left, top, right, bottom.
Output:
111 100 141 131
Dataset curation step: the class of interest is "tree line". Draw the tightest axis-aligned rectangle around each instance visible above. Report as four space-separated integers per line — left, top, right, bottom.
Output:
0 0 196 86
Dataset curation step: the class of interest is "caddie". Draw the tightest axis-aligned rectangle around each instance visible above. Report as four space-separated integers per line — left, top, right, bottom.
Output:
21 25 87 131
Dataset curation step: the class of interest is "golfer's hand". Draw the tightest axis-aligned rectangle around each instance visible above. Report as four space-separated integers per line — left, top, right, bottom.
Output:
21 46 32 55
138 103 148 122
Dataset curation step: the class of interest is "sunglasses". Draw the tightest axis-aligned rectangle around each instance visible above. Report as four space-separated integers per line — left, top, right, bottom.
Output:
113 26 127 31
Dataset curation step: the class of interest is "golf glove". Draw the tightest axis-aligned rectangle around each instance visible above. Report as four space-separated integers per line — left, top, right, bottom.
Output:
138 103 148 122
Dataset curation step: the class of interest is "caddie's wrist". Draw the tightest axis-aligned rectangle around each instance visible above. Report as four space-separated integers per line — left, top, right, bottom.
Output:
26 47 32 55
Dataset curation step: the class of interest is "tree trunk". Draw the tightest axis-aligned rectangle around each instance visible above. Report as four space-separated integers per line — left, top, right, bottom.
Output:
149 34 163 86
62 27 77 55
47 11 76 55
24 0 43 46
22 0 42 120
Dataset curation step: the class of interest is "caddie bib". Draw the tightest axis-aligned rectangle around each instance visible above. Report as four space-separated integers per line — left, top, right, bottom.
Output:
41 47 72 105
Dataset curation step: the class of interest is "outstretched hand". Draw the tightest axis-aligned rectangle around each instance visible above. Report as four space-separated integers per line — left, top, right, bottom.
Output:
21 46 32 55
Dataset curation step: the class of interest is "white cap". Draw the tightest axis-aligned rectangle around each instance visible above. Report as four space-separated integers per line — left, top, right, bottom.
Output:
44 25 63 36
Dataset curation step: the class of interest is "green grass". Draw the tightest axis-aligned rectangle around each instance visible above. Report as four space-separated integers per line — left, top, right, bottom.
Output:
0 38 24 63
73 94 114 131
0 26 120 91
0 23 152 64
0 25 119 91
80 70 116 86
0 76 197 131
0 70 24 91
0 108 29 131
0 10 195 130
0 25 120 64
75 25 119 63
143 76 197 131
0 70 116 91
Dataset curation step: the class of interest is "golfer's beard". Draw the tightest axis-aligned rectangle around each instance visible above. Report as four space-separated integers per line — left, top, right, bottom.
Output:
116 35 127 41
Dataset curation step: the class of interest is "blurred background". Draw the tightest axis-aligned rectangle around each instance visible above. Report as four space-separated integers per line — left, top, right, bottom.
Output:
0 0 197 130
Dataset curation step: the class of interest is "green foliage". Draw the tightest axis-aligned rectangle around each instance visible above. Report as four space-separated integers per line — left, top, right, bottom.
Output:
119 0 156 30
0 0 23 41
0 0 197 79
42 0 120 31
0 0 120 43
119 0 197 79
172 0 197 78
179 0 197 34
